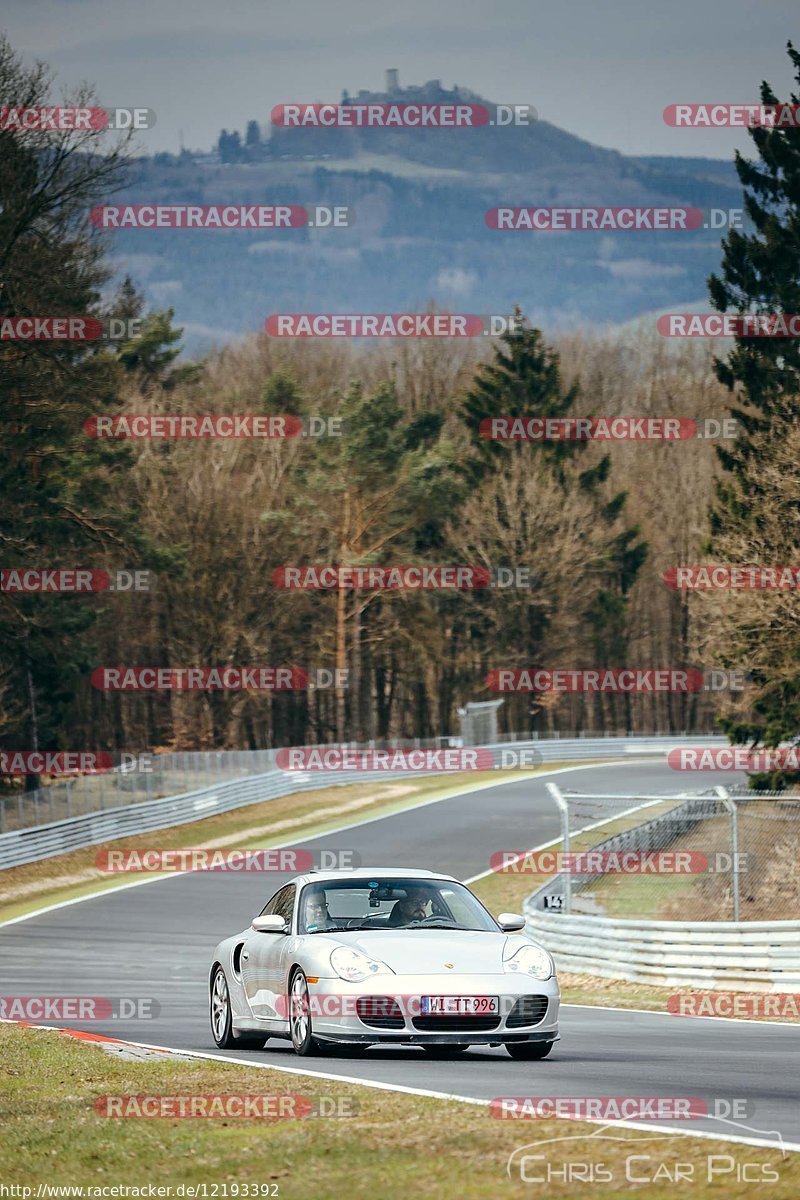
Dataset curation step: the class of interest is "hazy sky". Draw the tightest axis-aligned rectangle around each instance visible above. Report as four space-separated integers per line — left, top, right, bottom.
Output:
3 0 798 158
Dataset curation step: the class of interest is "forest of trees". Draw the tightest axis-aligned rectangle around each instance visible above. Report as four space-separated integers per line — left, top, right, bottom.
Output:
2 34 800 779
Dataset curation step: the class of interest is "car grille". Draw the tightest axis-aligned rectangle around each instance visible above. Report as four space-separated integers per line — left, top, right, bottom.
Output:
356 996 405 1030
412 1014 501 1032
506 995 549 1028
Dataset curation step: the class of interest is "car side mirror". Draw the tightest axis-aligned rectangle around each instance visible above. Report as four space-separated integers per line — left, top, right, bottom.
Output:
252 915 288 934
497 912 526 932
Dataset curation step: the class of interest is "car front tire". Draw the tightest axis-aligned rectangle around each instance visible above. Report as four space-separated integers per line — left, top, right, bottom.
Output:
506 1039 555 1060
289 968 324 1056
210 965 267 1050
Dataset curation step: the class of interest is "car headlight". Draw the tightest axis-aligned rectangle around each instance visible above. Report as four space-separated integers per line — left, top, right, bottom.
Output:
330 947 395 983
503 943 554 980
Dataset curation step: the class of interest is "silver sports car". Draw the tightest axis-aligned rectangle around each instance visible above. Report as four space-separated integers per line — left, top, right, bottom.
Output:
209 867 560 1058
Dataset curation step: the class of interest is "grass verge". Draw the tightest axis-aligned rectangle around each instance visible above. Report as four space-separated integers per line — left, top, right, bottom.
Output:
0 1024 795 1197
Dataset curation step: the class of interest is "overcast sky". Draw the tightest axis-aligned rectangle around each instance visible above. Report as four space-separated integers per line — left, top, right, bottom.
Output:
2 0 798 158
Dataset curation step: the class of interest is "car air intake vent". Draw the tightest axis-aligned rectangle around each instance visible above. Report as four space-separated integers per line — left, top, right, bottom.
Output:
412 1014 501 1032
507 995 549 1028
356 996 405 1029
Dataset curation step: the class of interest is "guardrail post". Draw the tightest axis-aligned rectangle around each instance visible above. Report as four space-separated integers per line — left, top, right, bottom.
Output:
715 786 740 922
546 781 571 914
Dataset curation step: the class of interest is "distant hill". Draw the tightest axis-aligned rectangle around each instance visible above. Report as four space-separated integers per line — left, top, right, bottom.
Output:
107 74 743 355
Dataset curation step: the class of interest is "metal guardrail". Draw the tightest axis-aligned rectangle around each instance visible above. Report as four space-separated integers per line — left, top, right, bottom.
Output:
0 731 723 834
0 735 727 870
523 779 800 982
524 909 800 991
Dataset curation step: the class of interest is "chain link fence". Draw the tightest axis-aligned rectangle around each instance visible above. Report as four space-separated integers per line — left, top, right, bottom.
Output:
524 783 800 922
0 740 463 833
0 730 722 836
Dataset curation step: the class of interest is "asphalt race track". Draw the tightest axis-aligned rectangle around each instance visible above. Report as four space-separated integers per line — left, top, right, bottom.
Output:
2 760 798 1148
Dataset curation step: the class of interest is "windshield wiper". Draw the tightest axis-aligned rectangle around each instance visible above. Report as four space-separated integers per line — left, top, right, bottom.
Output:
403 920 467 930
306 923 380 933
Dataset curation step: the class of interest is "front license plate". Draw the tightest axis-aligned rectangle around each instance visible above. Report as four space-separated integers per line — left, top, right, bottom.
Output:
420 995 499 1015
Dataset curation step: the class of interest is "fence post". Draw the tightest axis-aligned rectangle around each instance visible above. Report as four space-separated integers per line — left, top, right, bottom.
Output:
715 786 740 922
546 781 571 914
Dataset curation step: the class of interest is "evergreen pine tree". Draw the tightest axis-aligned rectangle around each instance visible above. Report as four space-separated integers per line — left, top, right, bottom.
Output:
706 42 800 774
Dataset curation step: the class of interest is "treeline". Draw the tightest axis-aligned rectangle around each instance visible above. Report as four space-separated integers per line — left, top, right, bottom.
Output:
2 297 741 754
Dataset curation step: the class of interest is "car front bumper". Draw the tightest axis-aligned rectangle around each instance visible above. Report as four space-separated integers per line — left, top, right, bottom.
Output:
306 972 560 1045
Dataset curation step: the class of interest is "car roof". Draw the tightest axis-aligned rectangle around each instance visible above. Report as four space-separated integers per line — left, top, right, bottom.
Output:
290 867 458 887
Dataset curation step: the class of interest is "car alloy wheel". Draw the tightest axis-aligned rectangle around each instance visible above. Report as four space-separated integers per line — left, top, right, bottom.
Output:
211 966 235 1047
210 965 266 1050
289 969 322 1055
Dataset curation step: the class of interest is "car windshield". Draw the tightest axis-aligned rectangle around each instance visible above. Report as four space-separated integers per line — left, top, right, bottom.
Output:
298 877 499 934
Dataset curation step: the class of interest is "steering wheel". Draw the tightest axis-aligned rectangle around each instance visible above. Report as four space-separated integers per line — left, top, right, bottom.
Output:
408 915 458 928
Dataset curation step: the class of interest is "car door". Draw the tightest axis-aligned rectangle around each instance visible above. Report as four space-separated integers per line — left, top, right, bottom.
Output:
242 883 296 1020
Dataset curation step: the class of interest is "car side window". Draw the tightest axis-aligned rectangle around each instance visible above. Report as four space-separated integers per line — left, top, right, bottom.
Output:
261 884 296 925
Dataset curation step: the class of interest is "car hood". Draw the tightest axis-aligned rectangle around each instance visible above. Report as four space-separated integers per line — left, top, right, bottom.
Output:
321 929 515 975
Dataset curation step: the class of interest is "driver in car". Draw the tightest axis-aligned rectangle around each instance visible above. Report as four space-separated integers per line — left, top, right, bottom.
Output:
304 891 337 932
387 886 430 926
